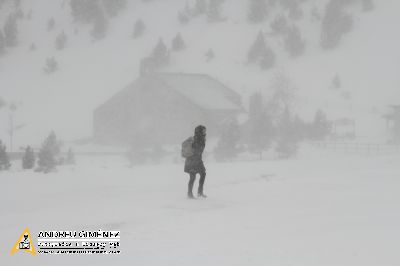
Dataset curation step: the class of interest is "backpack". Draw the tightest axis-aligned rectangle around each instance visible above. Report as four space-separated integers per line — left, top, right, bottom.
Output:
181 137 194 158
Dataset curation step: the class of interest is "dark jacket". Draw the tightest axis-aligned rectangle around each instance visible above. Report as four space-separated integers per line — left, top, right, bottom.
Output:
184 126 206 174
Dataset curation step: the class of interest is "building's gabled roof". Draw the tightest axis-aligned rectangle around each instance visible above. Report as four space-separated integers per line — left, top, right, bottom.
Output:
154 73 242 111
95 72 243 113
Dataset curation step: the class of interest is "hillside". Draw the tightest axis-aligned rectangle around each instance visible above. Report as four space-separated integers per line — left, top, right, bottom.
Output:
0 0 399 149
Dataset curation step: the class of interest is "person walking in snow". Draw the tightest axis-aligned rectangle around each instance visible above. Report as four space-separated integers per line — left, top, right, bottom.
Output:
184 125 207 199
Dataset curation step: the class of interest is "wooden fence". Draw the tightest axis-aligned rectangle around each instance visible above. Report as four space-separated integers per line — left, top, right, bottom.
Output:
310 141 400 155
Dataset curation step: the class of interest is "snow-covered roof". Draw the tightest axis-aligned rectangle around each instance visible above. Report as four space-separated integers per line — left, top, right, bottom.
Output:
155 73 242 111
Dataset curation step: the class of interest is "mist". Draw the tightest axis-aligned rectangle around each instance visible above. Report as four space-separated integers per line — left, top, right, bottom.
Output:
0 0 399 265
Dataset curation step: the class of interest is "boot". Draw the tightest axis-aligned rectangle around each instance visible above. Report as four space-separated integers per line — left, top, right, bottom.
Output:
197 192 207 198
188 174 196 199
198 173 207 198
197 186 207 198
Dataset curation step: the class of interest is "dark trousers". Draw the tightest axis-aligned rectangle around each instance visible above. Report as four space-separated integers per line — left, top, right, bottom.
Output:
188 172 206 195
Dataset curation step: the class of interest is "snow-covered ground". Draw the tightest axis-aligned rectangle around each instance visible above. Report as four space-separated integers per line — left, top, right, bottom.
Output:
1 148 399 265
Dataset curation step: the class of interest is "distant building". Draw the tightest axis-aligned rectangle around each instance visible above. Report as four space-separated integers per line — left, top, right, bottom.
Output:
332 118 355 140
383 104 400 143
93 73 243 146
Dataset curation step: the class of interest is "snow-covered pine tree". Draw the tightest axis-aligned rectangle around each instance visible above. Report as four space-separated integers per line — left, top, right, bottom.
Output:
70 0 99 23
172 33 185 51
22 145 35 169
178 11 190 25
214 119 241 162
151 38 169 67
247 31 276 69
30 42 36 51
37 131 60 173
0 140 11 170
310 109 331 140
205 48 215 62
248 0 268 23
207 0 224 22
66 148 75 165
0 98 5 109
331 73 341 89
259 46 275 70
270 15 289 35
288 2 303 20
47 17 55 31
55 31 67 50
284 25 305 57
275 106 298 159
247 31 267 63
101 0 126 17
132 19 145 38
3 14 18 47
26 9 32 20
43 57 58 74
320 0 353 49
362 0 374 12
194 0 207 15
0 30 5 55
91 7 108 40
177 1 191 24
247 92 274 159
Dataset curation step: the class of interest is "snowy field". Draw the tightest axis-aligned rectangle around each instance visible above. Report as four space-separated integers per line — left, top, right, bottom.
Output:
1 148 399 265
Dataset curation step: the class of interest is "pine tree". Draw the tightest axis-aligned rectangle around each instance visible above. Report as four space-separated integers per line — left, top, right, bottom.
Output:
246 93 274 159
15 8 24 19
284 25 305 57
55 31 67 50
207 0 223 22
0 30 5 55
178 11 190 25
214 119 241 162
248 31 276 70
66 148 75 164
43 57 58 74
320 0 353 49
0 98 5 109
30 42 37 51
151 38 169 67
47 17 55 31
247 31 267 63
27 9 32 20
205 48 215 62
70 0 100 23
248 0 268 23
3 14 18 47
331 73 341 89
275 106 298 159
259 47 275 70
0 140 11 170
22 145 35 169
37 132 60 173
172 33 185 51
91 8 108 40
288 2 303 20
310 109 331 140
362 0 374 12
270 15 288 35
132 19 145 38
101 0 126 17
194 0 207 15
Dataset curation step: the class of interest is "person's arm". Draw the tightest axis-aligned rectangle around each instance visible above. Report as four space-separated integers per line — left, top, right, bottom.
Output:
192 141 204 156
